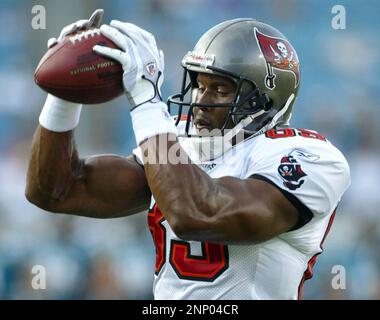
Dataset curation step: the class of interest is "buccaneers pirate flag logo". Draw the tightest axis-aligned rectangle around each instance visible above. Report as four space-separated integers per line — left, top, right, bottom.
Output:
278 154 306 190
254 28 300 90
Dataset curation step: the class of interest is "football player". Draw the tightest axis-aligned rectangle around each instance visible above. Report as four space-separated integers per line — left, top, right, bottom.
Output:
26 9 350 299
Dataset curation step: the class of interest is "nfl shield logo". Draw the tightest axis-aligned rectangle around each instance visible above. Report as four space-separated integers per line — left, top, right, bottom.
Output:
146 62 157 76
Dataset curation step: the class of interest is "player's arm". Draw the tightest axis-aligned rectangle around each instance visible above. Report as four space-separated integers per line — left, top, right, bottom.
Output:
26 125 150 218
141 135 299 244
26 11 151 218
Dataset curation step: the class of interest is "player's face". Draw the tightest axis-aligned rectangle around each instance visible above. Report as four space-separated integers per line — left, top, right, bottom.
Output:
193 73 236 135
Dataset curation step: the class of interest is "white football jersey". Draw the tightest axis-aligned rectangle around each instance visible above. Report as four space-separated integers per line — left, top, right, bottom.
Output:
133 127 350 300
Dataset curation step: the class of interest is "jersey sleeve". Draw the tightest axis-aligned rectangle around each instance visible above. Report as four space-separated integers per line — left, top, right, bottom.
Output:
244 133 351 219
132 146 144 166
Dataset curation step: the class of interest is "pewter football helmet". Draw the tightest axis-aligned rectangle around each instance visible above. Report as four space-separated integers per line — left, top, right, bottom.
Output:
168 18 300 136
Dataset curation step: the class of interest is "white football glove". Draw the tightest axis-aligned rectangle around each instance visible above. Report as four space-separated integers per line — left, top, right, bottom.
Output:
47 9 104 48
93 20 165 109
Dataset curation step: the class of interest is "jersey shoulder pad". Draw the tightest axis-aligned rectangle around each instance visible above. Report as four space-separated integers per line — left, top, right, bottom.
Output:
245 128 350 217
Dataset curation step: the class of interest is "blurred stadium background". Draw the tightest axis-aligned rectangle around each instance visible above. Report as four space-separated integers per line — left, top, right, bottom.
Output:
0 0 379 299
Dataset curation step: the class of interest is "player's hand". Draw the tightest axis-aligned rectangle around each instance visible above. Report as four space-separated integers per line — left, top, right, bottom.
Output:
93 20 165 109
47 9 104 49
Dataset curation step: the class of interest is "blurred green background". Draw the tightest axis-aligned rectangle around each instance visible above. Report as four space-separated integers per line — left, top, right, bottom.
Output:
0 0 379 299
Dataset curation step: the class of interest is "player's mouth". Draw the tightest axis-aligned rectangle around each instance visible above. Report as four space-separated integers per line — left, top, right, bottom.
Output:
194 118 212 131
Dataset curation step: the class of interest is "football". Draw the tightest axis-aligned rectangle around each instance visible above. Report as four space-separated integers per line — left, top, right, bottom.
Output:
34 28 124 104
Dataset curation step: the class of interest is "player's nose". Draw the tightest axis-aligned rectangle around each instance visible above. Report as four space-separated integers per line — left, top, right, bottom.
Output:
195 94 212 113
193 105 209 116
195 87 213 104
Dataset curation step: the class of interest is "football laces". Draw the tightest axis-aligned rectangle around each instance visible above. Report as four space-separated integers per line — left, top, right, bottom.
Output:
69 29 100 44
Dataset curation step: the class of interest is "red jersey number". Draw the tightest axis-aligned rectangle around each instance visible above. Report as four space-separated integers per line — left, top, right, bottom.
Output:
147 205 166 274
265 128 326 141
147 205 229 282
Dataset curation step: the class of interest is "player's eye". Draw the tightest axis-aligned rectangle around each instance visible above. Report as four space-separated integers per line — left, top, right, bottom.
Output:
198 86 205 94
216 88 230 96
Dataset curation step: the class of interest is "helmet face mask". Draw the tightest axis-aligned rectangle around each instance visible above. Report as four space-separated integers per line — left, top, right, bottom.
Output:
168 65 272 136
168 18 300 138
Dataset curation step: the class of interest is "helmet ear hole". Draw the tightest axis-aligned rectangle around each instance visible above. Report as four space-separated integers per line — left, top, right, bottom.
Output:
262 95 272 111
247 92 271 112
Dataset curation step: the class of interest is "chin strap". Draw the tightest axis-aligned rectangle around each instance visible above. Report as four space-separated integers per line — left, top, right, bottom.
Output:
181 94 295 163
252 93 295 138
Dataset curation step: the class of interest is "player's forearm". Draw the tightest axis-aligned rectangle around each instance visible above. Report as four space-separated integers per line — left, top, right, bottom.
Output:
25 125 81 206
143 140 295 243
142 135 225 236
